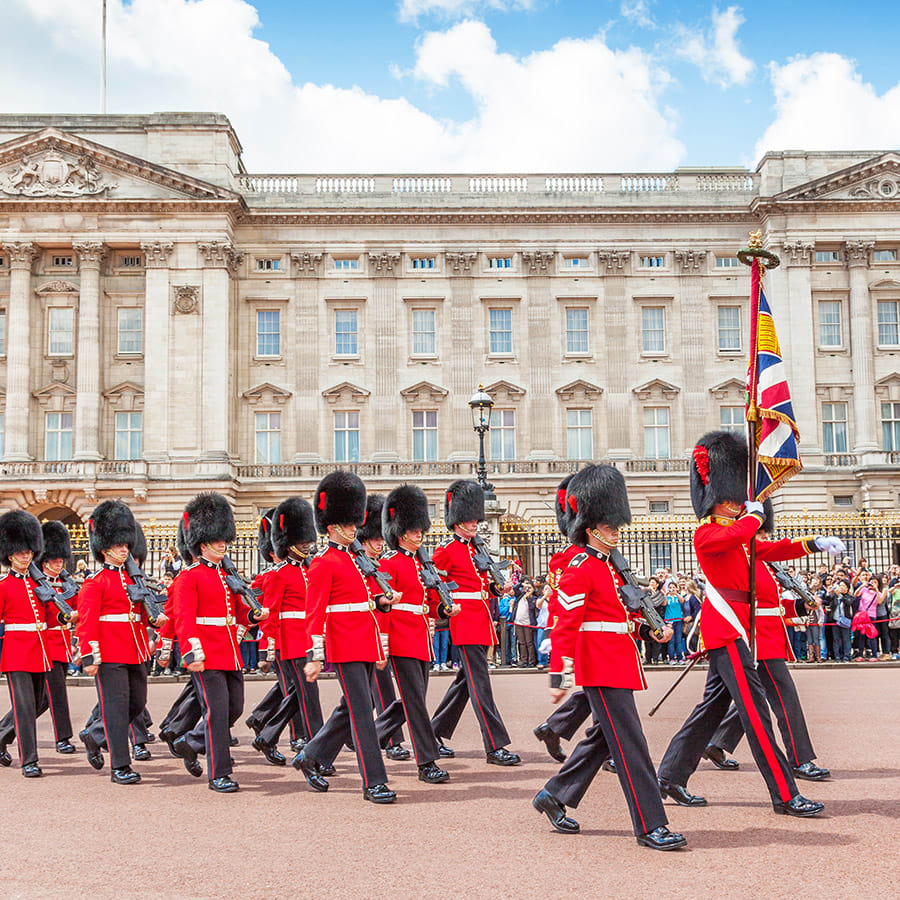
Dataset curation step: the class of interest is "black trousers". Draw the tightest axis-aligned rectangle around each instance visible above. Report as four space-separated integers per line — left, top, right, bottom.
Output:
375 657 440 766
258 655 323 746
545 686 667 837
709 657 816 766
370 663 404 747
5 671 47 766
658 640 797 804
159 680 202 739
185 669 244 780
304 661 387 789
546 689 591 741
274 655 305 742
430 644 510 753
92 662 148 769
246 680 285 732
515 624 537 667
0 659 72 746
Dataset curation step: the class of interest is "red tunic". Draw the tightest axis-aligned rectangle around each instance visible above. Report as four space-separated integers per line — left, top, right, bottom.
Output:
0 572 54 673
554 546 646 690
76 565 151 666
173 559 251 671
306 543 386 664
263 559 310 661
44 575 76 664
432 536 497 647
547 544 581 676
379 549 440 661
695 514 816 653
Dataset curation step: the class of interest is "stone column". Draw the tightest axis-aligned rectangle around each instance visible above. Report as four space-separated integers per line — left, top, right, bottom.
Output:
445 251 478 459
72 241 107 460
846 240 878 452
369 251 401 461
2 242 37 460
522 250 555 459
597 250 632 457
140 241 174 460
290 251 324 462
674 249 707 452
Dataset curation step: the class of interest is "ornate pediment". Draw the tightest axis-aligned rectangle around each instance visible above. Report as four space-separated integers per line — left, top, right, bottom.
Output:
875 372 900 401
35 280 79 294
632 378 680 400
399 381 449 403
242 382 293 406
103 381 145 410
555 379 604 402
32 381 76 410
708 377 745 400
483 380 526 402
774 152 900 203
322 381 370 405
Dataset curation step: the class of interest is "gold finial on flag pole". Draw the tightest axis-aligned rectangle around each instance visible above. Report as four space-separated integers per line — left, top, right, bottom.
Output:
738 230 780 269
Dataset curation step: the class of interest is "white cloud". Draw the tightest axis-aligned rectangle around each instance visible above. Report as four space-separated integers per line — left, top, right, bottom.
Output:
675 5 754 88
0 1 685 172
754 53 900 161
397 0 537 23
620 1 655 29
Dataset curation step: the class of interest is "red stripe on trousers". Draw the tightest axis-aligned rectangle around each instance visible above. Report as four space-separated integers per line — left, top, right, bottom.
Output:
336 663 368 786
460 646 497 751
290 658 312 740
8 678 23 766
390 657 420 764
196 673 215 780
761 660 800 767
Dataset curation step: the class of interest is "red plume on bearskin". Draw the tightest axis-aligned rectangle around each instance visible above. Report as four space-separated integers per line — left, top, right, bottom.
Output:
0 510 44 566
383 484 431 550
444 480 484 527
257 507 275 564
176 516 193 565
554 474 575 538
313 471 367 535
565 464 631 547
271 498 317 559
689 430 748 520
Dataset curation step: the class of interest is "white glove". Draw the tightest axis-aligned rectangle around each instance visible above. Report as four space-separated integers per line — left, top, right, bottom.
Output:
743 500 765 516
815 535 847 557
538 637 551 656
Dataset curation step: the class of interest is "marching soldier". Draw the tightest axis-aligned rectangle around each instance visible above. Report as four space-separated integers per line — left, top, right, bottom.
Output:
429 480 520 766
293 471 396 803
531 465 685 849
656 431 843 817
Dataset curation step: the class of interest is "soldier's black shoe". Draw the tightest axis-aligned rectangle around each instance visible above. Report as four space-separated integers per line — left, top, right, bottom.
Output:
79 729 104 770
636 826 687 851
244 717 262 737
363 783 396 804
0 743 10 767
159 730 179 758
486 748 521 767
704 745 740 770
418 762 450 784
172 738 203 778
658 778 707 807
145 732 157 744
773 794 825 817
533 722 566 763
290 739 307 753
292 750 329 792
386 745 411 761
792 762 830 781
110 766 141 785
55 739 76 754
132 744 152 762
532 789 580 834
601 757 617 774
252 737 286 766
229 735 239 747
317 762 336 777
209 775 239 793
437 741 455 759
23 763 43 778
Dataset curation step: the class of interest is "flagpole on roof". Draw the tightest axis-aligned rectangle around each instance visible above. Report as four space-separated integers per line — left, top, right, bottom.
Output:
100 0 107 114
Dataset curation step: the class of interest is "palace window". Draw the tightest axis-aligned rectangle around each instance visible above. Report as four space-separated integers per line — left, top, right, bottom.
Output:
118 255 143 268
412 409 438 461
565 308 589 354
254 412 281 464
566 409 593 460
639 255 665 268
815 250 840 263
641 306 665 354
649 541 672 571
643 407 670 459
489 308 513 355
717 306 741 351
114 411 143 460
818 300 842 347
649 500 670 514
874 249 897 262
882 402 900 451
564 257 589 269
45 412 73 461
256 309 281 357
255 258 281 271
334 258 359 271
411 257 436 270
715 256 740 268
822 402 848 453
490 409 516 461
488 257 512 269
334 411 360 462
720 406 744 435
117 308 143 355
51 255 74 268
411 308 436 355
48 307 75 356
877 301 899 346
334 309 358 356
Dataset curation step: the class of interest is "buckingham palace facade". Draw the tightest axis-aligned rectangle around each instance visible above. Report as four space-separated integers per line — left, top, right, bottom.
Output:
0 112 898 525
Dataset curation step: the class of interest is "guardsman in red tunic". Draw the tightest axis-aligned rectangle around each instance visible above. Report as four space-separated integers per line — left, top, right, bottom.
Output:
171 492 270 793
657 431 843 817
532 466 685 850
76 501 153 784
373 484 454 784
293 472 396 804
0 511 60 776
429 480 520 766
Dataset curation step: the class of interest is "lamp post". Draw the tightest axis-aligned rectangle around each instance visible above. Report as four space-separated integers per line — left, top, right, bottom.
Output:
468 384 495 500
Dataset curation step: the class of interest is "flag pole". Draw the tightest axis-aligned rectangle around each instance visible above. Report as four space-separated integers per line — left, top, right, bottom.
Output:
100 0 107 114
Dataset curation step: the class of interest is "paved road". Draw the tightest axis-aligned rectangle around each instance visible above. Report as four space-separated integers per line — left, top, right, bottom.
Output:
1 668 896 899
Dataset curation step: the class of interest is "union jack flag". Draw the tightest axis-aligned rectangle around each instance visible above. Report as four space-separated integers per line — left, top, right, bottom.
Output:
746 257 803 500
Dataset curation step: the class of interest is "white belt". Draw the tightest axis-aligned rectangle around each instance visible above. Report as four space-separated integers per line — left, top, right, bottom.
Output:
99 613 139 623
280 611 306 620
3 622 47 633
580 620 634 634
47 625 68 632
453 591 484 601
392 603 429 615
757 607 786 617
196 616 237 626
326 602 375 614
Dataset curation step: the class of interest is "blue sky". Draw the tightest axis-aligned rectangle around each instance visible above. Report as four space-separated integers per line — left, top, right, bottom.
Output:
2 0 899 171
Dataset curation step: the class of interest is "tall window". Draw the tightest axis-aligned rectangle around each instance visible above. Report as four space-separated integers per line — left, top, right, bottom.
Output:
720 406 744 435
334 411 360 462
565 308 589 354
0 309 6 356
489 308 513 354
643 407 670 459
412 410 438 461
114 411 142 460
490 409 516 460
45 412 73 461
717 306 741 351
254 412 281 464
334 309 358 355
641 307 665 353
822 402 848 453
117 308 143 355
819 300 842 347
256 309 281 357
649 542 672 571
411 308 436 355
877 301 899 346
882 402 900 450
48 307 75 355
566 409 593 459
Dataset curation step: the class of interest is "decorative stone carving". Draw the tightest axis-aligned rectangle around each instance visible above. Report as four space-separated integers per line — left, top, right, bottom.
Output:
133 487 147 502
632 378 680 400
140 241 174 268
848 178 900 200
368 252 400 274
0 145 115 197
555 379 604 402
521 250 554 273
50 359 71 384
83 487 97 502
172 285 200 315
36 280 78 294
2 241 38 268
32 381 76 410
103 381 145 410
399 381 449 404
322 382 371 405
444 251 477 274
708 378 745 400
242 382 293 406
844 240 875 267
783 241 814 265
874 372 900 401
597 249 630 273
73 241 107 267
198 241 243 275
290 250 323 276
673 249 706 272
33 489 48 503
483 380 526 402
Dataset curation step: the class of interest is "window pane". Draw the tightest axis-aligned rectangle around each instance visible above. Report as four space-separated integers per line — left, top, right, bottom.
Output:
412 309 436 355
117 308 143 354
335 310 358 355
565 308 589 354
256 309 280 356
720 406 744 435
45 411 73 461
819 301 842 347
334 410 360 462
717 307 741 350
48 308 74 355
254 412 281 464
878 302 899 345
567 408 592 459
489 409 515 460
641 307 665 353
822 402 848 453
643 407 670 459
489 308 512 354
114 411 142 459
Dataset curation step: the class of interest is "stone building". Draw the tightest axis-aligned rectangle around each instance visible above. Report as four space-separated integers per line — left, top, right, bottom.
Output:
0 112 898 525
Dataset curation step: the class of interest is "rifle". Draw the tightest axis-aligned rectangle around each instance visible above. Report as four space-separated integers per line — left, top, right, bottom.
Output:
123 555 166 626
347 539 394 602
608 547 667 640
28 562 77 624
415 545 458 616
221 554 264 616
471 534 510 592
769 563 817 613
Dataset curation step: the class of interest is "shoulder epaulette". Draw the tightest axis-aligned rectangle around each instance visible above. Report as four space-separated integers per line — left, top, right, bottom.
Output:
0 572 6 582
381 550 397 560
570 552 589 568
438 539 453 548
183 561 200 571
272 560 288 572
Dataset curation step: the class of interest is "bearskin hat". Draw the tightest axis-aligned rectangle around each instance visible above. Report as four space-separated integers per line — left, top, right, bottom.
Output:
272 498 317 559
183 492 236 557
257 507 275 564
39 520 72 568
565 464 632 547
760 498 775 535
176 516 193 566
0 510 43 567
357 494 385 544
132 522 147 569
313 471 367 535
555 474 575 538
445 480 485 527
690 430 749 520
383 484 431 551
88 500 137 563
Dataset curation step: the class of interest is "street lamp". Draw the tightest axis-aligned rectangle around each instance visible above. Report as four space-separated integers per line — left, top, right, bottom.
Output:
468 384 495 499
